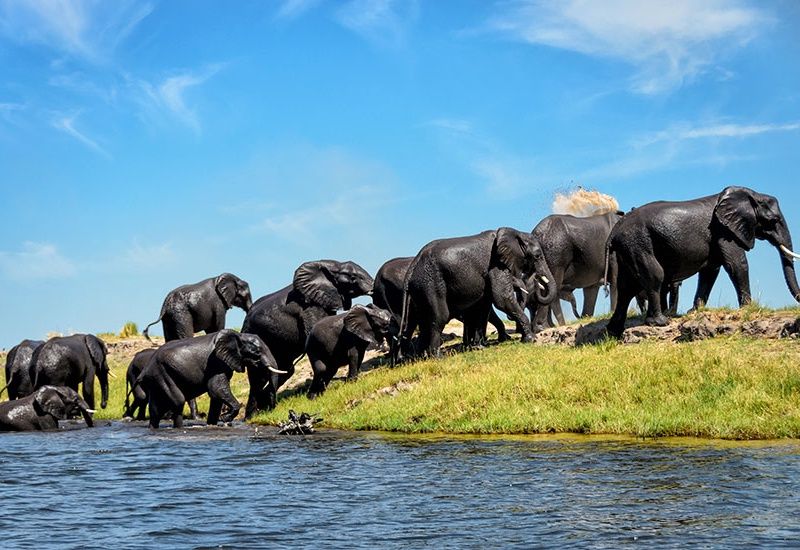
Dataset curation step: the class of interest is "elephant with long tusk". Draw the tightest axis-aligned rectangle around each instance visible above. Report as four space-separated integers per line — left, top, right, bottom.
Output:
606 186 800 338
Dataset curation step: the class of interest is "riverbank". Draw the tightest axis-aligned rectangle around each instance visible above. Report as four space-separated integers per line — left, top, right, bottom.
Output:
4 307 800 438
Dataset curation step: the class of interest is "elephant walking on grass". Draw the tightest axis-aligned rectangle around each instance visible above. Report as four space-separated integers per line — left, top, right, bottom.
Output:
242 260 374 417
402 228 557 357
0 386 94 431
606 186 800 338
306 305 395 398
30 334 110 412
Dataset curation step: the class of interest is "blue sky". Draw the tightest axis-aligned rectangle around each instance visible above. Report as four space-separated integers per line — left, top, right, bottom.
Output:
1 0 799 348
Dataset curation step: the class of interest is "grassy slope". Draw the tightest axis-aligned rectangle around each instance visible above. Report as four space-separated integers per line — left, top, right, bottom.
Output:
253 335 800 439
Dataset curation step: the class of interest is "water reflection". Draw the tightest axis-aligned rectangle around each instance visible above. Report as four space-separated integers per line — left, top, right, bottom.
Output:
0 423 797 548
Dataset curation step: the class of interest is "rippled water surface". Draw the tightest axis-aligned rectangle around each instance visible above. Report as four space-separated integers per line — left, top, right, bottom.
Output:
0 422 798 549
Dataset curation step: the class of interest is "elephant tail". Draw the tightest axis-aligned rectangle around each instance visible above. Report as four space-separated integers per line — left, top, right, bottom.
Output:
603 238 613 298
142 303 167 343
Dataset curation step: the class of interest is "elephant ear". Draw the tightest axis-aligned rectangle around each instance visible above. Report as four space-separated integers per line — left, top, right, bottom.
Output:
714 187 757 250
293 261 344 312
343 306 378 345
34 387 67 419
495 228 527 277
84 335 107 369
215 273 237 309
213 330 246 373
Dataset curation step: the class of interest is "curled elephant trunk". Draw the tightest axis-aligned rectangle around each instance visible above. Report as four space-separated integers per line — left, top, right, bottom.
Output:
772 221 800 302
99 366 109 409
532 262 557 304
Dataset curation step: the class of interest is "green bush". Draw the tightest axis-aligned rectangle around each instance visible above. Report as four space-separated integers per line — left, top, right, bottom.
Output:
119 322 139 338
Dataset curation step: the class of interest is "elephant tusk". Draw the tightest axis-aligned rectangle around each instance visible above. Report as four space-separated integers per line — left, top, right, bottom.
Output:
539 275 550 284
85 409 96 414
780 245 800 261
268 366 289 375
518 287 528 295
262 382 271 391
536 282 545 292
107 371 117 379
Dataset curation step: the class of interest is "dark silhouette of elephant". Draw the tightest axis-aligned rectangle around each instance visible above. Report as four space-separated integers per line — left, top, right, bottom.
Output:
30 334 110 411
606 186 800 338
123 348 156 420
0 386 94 431
306 304 395 398
402 228 557 357
143 273 253 341
2 339 44 400
136 330 281 429
242 259 374 417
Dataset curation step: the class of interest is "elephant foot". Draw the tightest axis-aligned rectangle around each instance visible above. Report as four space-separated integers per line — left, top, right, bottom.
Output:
644 314 669 327
520 332 534 343
496 333 511 343
220 405 241 424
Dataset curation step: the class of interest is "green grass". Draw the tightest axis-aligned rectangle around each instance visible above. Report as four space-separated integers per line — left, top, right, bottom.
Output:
252 336 800 439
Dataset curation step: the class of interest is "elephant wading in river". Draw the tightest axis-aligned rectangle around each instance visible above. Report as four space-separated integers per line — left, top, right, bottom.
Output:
373 257 521 358
242 260 374 417
30 334 110 411
143 273 253 341
606 186 800 338
528 210 624 332
402 228 557 356
306 304 395 398
0 386 95 431
123 349 156 420
2 339 44 400
137 330 282 429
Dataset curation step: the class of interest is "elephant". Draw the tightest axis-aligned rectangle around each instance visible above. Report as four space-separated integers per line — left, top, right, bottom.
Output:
136 330 282 429
30 334 110 411
143 273 253 342
2 339 44 400
635 282 682 317
123 348 156 420
242 259 374 417
306 304 396 398
402 227 557 357
373 257 519 358
528 210 624 331
0 386 94 431
143 272 253 419
606 186 800 338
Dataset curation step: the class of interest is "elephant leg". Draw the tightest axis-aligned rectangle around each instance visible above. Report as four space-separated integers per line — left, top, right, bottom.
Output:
164 310 194 341
173 409 184 429
207 398 222 425
148 400 161 429
347 348 365 381
489 269 533 342
531 303 549 333
606 271 637 339
413 288 448 357
667 284 681 316
693 265 721 310
462 304 490 348
187 399 200 420
720 246 752 306
638 255 668 327
208 374 240 424
489 309 510 342
308 359 328 399
82 374 95 411
581 285 600 318
551 299 566 326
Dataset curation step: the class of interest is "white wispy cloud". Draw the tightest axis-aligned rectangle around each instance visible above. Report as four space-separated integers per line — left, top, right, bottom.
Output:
51 111 110 158
0 242 77 281
135 64 223 132
636 121 800 147
275 0 321 20
487 0 769 94
0 0 153 62
335 0 418 47
121 241 176 268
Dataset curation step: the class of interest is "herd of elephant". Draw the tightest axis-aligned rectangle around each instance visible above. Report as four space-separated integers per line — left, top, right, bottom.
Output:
3 185 799 432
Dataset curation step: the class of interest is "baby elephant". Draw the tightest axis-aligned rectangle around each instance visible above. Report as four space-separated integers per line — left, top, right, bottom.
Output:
0 386 95 431
306 304 395 398
123 349 156 421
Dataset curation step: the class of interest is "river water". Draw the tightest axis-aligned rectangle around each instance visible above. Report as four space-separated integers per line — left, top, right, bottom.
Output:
0 422 797 549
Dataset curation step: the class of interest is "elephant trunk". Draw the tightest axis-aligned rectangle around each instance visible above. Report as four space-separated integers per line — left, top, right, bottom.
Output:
775 222 800 302
98 364 109 409
532 260 557 305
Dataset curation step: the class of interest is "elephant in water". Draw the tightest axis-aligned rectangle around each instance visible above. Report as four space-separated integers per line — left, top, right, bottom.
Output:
143 273 253 341
606 186 800 338
123 349 156 421
242 260 374 417
402 227 557 357
136 330 281 429
2 339 44 400
30 334 110 412
0 386 94 431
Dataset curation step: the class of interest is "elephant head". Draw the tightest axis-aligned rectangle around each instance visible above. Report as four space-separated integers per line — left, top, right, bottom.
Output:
216 273 254 312
33 385 95 427
293 260 375 313
344 304 395 346
714 186 800 302
85 335 109 409
495 228 557 304
212 330 283 375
